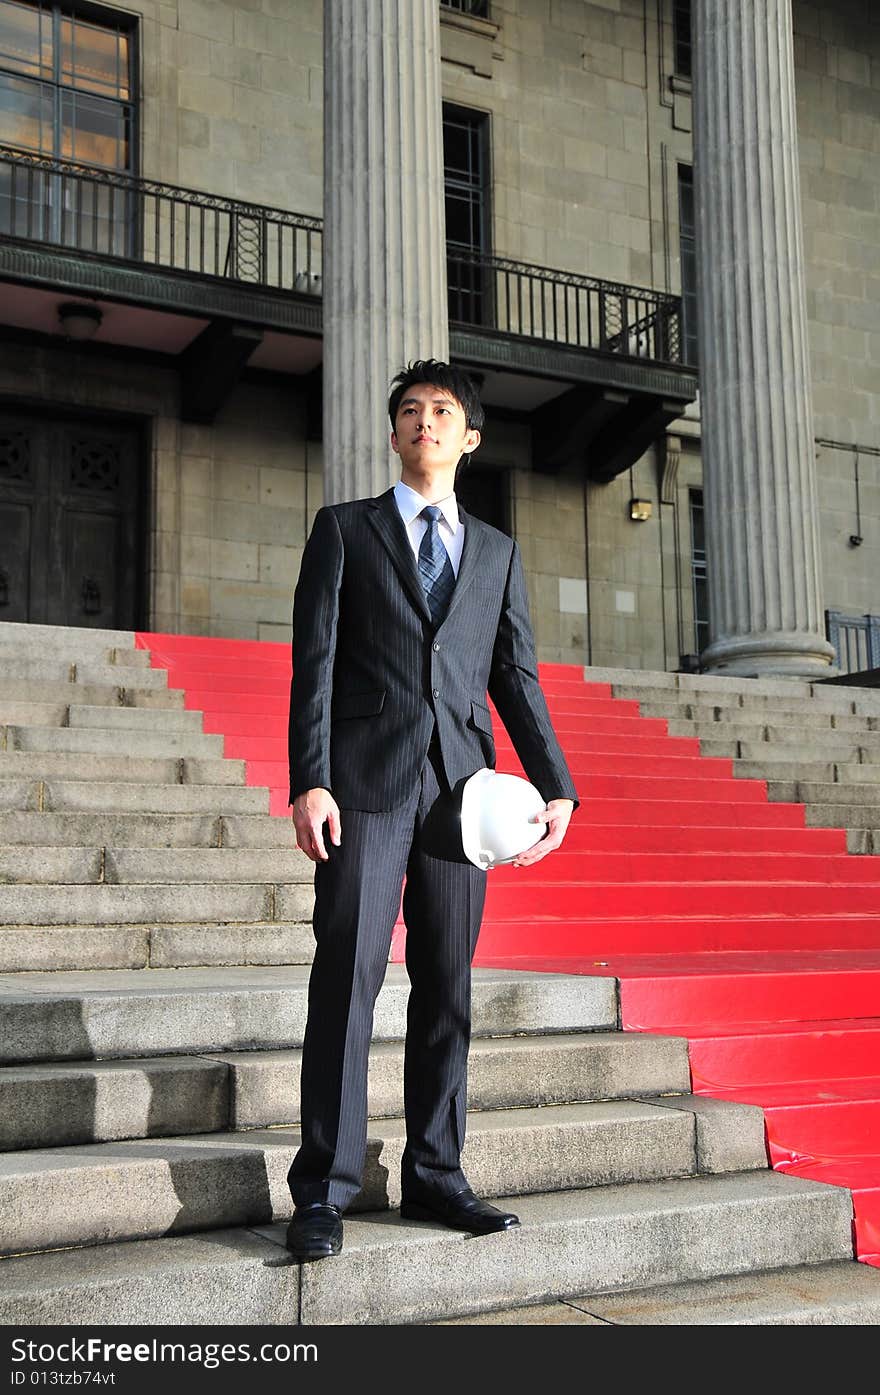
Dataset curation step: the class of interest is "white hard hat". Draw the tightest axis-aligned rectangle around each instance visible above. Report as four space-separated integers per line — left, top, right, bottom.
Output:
460 768 547 870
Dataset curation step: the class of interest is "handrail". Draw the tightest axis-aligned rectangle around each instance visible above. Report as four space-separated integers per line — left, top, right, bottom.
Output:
0 143 684 366
0 144 322 292
446 246 683 364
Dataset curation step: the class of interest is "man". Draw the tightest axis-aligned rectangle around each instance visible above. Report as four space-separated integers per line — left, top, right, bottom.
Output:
286 359 577 1261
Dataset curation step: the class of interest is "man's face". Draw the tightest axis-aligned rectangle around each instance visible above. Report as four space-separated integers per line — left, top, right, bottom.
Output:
391 382 480 480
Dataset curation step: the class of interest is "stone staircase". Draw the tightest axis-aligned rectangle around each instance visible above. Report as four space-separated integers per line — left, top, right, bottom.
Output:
589 666 880 855
2 622 880 1325
0 622 315 974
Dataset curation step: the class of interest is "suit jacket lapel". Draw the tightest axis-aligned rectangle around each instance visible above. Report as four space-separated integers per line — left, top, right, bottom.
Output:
367 489 432 624
439 505 480 627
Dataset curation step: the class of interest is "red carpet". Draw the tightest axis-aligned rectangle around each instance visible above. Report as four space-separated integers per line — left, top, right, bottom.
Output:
136 634 880 1266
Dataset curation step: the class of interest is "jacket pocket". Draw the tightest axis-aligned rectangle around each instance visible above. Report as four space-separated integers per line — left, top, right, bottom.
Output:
470 699 493 735
332 689 386 720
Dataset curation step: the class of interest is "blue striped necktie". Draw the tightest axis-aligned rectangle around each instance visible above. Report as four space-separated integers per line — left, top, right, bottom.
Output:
418 504 456 627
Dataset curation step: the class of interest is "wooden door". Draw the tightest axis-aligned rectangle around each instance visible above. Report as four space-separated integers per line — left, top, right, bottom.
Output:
0 410 143 629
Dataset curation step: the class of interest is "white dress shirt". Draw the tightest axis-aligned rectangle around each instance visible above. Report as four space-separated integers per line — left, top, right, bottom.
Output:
393 479 463 577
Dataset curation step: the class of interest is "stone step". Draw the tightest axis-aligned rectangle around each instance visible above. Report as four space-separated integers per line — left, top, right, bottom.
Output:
768 781 880 807
0 846 310 885
0 1032 691 1150
68 704 205 733
0 811 224 848
735 760 880 783
0 879 312 927
0 921 316 974
5 726 224 759
0 751 246 785
108 648 152 669
290 1171 857 1324
846 829 878 854
0 702 70 728
0 622 136 653
441 1260 880 1325
645 703 873 733
697 739 879 765
0 678 184 709
0 1094 767 1257
0 1170 853 1325
666 719 879 744
590 668 811 699
0 966 616 1063
0 811 289 849
0 658 170 688
221 814 297 848
806 804 880 829
618 687 863 716
39 780 269 814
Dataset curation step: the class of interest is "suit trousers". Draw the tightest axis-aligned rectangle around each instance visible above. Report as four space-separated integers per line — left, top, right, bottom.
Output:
287 740 488 1210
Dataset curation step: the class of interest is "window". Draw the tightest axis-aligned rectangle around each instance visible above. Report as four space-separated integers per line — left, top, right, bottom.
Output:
690 488 709 655
443 103 491 327
678 164 698 367
673 0 692 80
0 0 136 249
441 1 490 17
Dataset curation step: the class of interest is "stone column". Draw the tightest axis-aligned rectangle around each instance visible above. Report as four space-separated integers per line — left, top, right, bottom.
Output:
322 0 449 505
692 0 835 676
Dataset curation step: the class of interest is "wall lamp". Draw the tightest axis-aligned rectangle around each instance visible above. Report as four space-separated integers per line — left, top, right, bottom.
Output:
58 301 103 341
629 498 653 522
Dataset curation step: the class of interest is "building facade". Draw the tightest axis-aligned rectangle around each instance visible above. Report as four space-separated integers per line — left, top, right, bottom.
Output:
0 0 877 671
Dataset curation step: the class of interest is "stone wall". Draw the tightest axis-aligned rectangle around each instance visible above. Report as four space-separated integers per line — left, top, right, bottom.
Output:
2 0 876 663
134 0 323 214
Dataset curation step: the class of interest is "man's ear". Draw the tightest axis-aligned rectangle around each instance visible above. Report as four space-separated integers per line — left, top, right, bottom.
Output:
390 430 400 455
463 430 481 456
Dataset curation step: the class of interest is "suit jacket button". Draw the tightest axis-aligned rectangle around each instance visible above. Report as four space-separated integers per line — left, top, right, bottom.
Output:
432 688 440 698
432 641 440 651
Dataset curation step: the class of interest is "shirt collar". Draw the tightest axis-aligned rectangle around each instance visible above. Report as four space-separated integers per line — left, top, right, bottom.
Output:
394 478 460 534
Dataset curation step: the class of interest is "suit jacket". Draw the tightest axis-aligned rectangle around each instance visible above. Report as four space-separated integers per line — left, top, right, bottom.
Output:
287 487 578 813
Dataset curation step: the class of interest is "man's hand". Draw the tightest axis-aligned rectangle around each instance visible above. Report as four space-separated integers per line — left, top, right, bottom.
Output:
512 797 574 868
292 787 342 862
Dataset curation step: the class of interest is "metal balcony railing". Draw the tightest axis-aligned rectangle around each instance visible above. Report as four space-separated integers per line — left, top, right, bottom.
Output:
447 247 683 365
826 610 880 675
0 145 684 369
0 145 323 295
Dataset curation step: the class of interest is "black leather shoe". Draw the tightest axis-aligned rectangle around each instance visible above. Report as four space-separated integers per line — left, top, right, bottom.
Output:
400 1185 520 1235
285 1203 343 1261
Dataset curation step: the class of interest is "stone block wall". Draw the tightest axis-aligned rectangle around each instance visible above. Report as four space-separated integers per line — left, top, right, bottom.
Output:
2 0 876 663
132 0 323 215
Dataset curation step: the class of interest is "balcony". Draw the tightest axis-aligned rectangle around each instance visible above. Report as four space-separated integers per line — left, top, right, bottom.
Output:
0 144 696 467
446 247 696 481
0 145 323 336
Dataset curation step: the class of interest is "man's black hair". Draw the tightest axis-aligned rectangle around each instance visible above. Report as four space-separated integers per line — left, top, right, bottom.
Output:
387 359 485 434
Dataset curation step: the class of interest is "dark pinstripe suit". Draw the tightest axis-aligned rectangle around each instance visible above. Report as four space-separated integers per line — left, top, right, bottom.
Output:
287 487 577 1208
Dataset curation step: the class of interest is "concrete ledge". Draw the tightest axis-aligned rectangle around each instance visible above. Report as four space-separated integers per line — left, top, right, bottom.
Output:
566 1259 880 1325
0 1057 229 1150
0 622 136 651
0 1102 698 1255
0 966 618 1062
149 922 316 968
213 1031 691 1128
42 782 268 814
0 926 149 974
8 727 223 759
445 1260 880 1325
0 1227 297 1325
649 1096 769 1173
293 1172 854 1324
0 812 223 848
0 882 275 928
